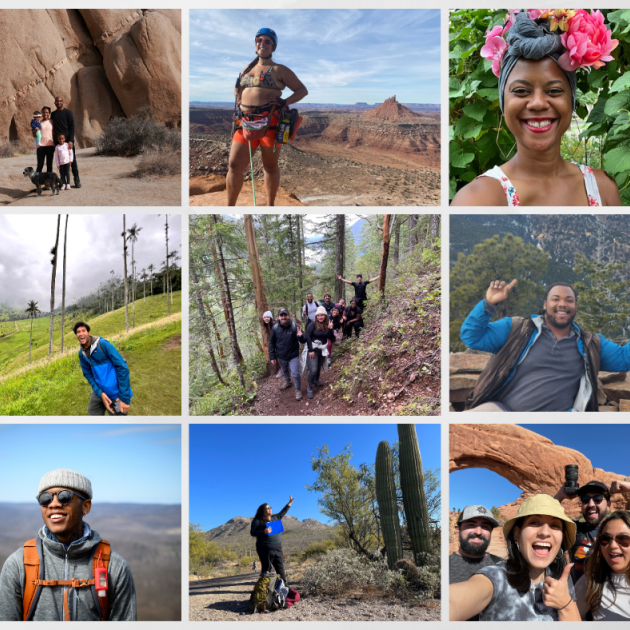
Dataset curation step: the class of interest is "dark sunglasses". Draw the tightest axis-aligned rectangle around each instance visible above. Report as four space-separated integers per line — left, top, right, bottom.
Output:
255 37 272 45
37 490 86 507
600 533 630 548
580 494 606 505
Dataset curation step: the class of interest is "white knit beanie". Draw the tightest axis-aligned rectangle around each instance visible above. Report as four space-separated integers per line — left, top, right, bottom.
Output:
263 310 273 319
316 306 327 316
38 468 93 499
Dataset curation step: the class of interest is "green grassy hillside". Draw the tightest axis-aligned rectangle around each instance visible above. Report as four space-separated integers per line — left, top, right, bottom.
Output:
0 292 181 376
0 292 181 416
0 316 181 416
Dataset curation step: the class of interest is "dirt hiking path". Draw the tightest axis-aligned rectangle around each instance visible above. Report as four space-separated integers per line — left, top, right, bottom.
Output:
0 148 180 206
189 571 440 621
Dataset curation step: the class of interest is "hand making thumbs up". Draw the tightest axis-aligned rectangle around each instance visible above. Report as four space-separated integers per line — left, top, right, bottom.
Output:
542 563 573 610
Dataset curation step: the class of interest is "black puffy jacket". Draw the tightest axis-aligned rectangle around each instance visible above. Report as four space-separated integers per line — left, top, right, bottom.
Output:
269 319 300 361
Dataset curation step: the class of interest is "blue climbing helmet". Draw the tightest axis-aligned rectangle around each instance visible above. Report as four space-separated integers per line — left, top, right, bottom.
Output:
255 28 277 51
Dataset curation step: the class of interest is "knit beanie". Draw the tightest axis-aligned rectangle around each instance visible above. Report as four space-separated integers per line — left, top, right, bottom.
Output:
38 468 93 499
263 310 273 319
316 306 327 316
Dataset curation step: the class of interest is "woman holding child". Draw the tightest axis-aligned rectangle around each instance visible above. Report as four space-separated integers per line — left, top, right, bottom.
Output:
36 107 55 173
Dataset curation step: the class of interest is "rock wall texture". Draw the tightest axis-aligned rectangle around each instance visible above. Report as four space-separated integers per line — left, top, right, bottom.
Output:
450 424 630 514
0 9 180 148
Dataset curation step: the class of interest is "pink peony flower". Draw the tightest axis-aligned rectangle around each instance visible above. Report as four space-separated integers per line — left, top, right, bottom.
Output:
558 9 618 71
481 26 508 78
528 9 549 20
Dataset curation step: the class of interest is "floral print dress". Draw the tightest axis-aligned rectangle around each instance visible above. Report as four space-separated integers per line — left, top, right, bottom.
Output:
477 163 602 206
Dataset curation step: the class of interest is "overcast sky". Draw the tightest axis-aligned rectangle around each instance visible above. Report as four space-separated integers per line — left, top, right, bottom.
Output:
0 214 182 311
190 9 441 104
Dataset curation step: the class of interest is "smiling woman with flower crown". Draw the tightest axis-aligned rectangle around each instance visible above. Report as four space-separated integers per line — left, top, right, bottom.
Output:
451 9 622 206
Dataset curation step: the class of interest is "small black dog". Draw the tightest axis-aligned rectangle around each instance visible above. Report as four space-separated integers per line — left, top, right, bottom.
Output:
23 167 61 196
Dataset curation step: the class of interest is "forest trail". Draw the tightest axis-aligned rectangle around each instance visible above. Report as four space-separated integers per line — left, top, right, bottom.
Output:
250 284 441 417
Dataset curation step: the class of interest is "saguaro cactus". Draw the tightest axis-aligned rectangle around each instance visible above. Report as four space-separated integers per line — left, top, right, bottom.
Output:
397 424 431 565
375 440 403 569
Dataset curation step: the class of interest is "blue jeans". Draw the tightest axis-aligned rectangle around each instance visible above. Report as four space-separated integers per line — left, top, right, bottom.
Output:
279 356 301 390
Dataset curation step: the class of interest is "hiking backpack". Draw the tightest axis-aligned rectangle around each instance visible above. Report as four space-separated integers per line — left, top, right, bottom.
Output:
249 576 287 613
23 538 111 621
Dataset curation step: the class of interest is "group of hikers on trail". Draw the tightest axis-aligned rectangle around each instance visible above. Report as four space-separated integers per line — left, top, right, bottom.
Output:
449 480 630 621
265 274 378 401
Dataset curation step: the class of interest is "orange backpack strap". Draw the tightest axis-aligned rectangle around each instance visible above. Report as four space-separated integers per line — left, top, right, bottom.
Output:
90 541 111 621
23 539 44 621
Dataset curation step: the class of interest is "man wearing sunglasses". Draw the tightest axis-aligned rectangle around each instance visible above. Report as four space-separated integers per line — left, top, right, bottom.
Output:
555 479 630 583
0 468 136 621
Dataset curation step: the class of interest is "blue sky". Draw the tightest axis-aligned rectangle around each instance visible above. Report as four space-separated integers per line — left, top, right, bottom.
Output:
0 425 181 504
190 10 441 104
190 424 440 530
450 424 630 510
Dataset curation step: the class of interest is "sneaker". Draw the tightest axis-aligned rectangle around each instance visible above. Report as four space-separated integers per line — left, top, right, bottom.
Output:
307 388 314 399
280 381 291 391
315 380 324 387
66 184 71 190
275 371 283 379
295 390 302 401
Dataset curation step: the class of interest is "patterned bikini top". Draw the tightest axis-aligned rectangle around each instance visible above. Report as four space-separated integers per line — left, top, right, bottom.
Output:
477 163 602 206
240 64 280 90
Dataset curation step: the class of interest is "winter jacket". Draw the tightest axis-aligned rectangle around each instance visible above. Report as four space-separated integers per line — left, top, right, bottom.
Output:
460 299 630 411
0 525 136 621
78 336 132 405
269 320 300 362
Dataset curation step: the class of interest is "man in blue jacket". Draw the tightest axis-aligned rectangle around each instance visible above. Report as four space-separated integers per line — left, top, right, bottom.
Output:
459 280 630 412
74 322 132 415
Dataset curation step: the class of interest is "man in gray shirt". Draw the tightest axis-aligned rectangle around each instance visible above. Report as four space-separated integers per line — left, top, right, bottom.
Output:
449 505 503 621
460 280 630 411
0 468 136 621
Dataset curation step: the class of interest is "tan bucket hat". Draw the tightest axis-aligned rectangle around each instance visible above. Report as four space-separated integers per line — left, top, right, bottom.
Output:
503 494 576 551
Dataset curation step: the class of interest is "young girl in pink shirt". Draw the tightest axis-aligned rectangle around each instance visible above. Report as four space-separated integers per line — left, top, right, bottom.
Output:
54 134 73 190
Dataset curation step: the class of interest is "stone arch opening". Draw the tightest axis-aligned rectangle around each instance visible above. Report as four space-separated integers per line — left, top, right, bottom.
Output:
9 116 18 142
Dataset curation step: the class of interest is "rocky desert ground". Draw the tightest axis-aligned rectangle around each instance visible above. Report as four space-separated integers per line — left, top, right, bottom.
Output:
189 97 440 206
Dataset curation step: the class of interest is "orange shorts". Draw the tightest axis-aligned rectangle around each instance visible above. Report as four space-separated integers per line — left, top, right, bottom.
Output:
233 110 281 150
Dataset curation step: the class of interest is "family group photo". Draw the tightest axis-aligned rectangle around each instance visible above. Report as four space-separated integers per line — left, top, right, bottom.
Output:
450 8 630 205
449 424 630 621
189 213 440 416
189 9 440 207
0 9 182 207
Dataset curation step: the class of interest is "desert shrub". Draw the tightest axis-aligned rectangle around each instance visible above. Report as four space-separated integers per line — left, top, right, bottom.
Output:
133 148 181 178
95 107 181 157
0 141 17 158
413 565 441 598
239 555 254 567
394 558 419 582
301 539 338 560
301 549 377 596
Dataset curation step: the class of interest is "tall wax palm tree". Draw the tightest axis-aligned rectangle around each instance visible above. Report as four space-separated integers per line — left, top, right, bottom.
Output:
122 216 129 333
49 214 61 360
162 214 171 317
127 223 142 328
147 263 155 295
25 300 41 365
167 249 179 305
141 268 148 302
60 215 69 353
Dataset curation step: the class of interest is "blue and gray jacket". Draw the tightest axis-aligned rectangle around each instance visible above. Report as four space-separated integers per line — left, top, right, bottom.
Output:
460 299 630 412
78 336 132 404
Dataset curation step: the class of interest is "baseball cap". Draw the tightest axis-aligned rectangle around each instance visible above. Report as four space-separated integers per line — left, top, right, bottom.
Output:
577 481 610 498
278 308 289 316
457 505 499 528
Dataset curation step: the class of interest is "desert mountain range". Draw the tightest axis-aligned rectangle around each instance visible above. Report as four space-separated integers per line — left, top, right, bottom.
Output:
205 515 332 556
0 9 181 148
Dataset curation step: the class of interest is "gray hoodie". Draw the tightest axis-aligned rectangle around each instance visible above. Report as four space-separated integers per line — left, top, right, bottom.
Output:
0 524 136 621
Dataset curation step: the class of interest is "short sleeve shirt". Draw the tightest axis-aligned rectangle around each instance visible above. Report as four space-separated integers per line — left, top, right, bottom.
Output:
351 281 370 300
476 561 576 621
